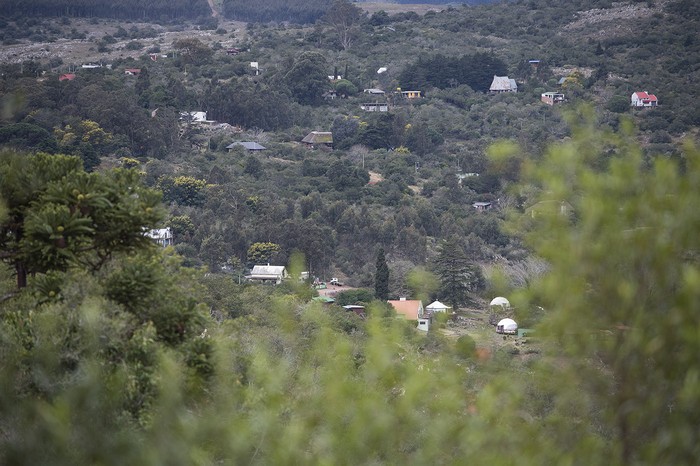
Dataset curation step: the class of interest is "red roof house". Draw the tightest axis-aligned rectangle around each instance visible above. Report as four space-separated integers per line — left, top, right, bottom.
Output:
387 298 424 321
631 91 658 107
59 73 76 81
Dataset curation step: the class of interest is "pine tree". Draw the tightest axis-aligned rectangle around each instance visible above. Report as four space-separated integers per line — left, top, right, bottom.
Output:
432 236 484 309
374 247 389 300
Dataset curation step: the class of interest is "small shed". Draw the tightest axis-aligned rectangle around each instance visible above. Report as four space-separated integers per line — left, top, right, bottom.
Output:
473 201 492 212
343 305 366 318
417 317 430 332
226 141 266 151
496 318 518 335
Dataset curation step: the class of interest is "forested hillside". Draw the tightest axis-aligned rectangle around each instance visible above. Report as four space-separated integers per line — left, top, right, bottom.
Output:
1 0 698 287
1 0 700 463
0 0 211 20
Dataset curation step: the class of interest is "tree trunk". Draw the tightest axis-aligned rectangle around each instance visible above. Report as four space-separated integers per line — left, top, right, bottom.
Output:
16 262 27 288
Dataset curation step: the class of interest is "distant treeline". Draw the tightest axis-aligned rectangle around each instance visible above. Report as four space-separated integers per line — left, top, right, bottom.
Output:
222 0 332 23
392 0 498 4
0 0 210 20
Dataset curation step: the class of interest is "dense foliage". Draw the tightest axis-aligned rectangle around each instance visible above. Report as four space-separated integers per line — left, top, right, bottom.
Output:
2 120 699 464
0 0 699 462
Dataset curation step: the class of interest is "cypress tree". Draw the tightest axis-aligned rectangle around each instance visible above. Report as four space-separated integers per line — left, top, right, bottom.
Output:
374 248 389 300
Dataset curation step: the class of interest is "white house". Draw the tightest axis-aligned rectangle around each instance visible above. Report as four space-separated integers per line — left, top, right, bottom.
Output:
360 103 389 112
496 318 518 335
147 228 173 247
541 92 565 105
247 265 289 284
631 91 658 107
489 76 518 93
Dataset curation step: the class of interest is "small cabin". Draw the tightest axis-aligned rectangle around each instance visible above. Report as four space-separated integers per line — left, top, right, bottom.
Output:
400 90 422 99
417 317 430 332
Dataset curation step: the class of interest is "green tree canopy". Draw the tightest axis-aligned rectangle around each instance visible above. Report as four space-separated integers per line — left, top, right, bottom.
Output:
0 151 162 288
322 0 364 50
247 241 281 265
284 52 329 106
505 110 700 464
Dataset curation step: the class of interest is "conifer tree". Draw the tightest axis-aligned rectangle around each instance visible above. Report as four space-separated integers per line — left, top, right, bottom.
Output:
0 151 162 289
433 236 484 309
374 247 389 300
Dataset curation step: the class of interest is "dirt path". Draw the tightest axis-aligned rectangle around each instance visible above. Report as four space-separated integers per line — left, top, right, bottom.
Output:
206 0 219 18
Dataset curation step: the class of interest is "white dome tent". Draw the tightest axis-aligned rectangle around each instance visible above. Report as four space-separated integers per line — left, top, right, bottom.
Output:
489 297 511 309
496 318 518 335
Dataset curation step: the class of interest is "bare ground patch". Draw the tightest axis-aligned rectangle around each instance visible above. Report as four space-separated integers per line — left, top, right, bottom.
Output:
358 2 448 16
0 18 247 68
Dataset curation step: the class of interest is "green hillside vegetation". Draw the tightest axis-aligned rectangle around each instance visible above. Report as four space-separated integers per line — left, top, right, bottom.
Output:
1 0 699 463
0 0 211 21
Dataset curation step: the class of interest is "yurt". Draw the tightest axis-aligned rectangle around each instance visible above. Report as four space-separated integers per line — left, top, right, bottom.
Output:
496 318 518 335
489 297 511 309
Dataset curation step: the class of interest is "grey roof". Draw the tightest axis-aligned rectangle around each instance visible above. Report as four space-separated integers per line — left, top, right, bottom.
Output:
489 75 517 92
301 131 333 145
248 265 287 280
226 141 266 151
